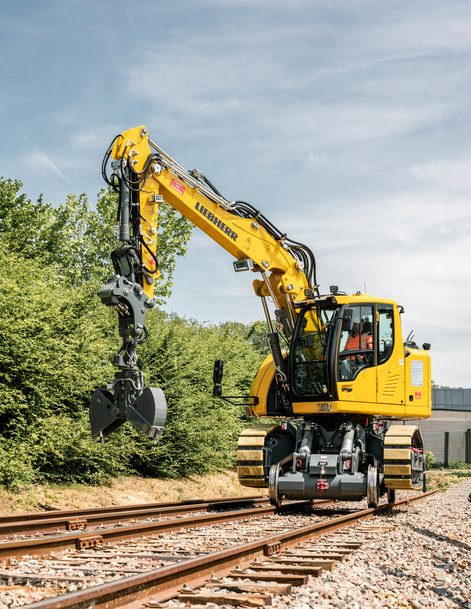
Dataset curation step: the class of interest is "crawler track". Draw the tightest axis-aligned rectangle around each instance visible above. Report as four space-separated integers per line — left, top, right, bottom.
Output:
0 491 436 608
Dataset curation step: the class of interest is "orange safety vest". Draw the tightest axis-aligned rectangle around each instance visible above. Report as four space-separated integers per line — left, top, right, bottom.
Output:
344 333 372 351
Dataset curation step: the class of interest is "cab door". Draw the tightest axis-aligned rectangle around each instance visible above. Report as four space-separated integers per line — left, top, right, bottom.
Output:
337 304 376 403
376 304 405 406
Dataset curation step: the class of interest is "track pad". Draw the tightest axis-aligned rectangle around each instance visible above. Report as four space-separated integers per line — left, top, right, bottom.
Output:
126 387 167 442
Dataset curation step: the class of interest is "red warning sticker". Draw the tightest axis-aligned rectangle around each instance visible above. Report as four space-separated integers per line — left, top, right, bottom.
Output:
415 391 422 399
170 178 185 195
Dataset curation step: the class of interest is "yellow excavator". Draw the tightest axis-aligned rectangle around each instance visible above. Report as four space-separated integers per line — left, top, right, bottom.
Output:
90 126 431 507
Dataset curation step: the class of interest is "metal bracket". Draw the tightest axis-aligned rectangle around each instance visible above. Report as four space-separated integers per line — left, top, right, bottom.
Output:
66 520 87 531
264 542 281 556
76 536 103 550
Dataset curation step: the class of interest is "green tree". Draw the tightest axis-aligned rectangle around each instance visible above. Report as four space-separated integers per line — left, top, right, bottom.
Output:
0 247 132 486
0 244 265 486
0 177 269 487
129 313 262 477
0 178 193 300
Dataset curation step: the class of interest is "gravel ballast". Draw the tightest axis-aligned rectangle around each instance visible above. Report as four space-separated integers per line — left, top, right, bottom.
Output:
273 479 471 609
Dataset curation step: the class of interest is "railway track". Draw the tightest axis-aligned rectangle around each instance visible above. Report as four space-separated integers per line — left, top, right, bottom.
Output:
0 495 271 540
0 490 436 608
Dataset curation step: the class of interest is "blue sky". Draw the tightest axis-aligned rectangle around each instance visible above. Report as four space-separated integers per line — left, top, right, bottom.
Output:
1 0 471 387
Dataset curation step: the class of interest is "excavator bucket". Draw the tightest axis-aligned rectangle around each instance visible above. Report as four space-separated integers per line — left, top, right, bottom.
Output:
89 387 167 443
127 387 167 439
89 388 125 441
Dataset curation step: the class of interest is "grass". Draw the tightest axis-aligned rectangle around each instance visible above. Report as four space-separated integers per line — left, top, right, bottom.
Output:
426 469 471 491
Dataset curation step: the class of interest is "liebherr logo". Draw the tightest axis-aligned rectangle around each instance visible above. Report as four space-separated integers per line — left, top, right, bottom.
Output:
195 202 238 242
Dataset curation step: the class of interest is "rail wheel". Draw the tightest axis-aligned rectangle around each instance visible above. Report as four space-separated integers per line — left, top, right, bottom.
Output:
367 464 379 508
268 462 282 507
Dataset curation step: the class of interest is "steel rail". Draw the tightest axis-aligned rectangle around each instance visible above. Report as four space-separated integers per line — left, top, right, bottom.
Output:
24 491 437 609
0 494 265 525
0 500 318 559
0 496 270 538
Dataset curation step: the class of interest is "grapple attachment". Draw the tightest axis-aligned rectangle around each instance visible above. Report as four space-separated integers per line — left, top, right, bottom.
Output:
89 386 167 443
91 141 167 445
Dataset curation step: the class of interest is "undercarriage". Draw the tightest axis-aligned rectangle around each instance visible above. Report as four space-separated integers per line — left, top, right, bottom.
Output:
237 419 426 506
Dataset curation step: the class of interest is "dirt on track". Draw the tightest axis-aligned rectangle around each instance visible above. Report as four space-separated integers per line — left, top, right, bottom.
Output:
0 471 265 515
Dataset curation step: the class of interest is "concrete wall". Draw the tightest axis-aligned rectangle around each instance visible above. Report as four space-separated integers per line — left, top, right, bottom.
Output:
405 389 471 463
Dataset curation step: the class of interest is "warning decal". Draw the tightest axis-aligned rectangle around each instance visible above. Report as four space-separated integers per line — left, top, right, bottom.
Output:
170 178 186 195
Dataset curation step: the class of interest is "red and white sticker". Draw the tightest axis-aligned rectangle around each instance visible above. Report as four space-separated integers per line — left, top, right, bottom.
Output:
170 178 186 195
415 391 422 399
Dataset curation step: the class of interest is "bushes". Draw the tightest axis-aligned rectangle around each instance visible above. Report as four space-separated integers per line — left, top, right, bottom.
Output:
133 315 261 477
0 247 264 486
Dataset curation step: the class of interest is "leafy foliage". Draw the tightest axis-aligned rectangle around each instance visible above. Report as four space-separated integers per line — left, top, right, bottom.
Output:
0 177 265 487
0 178 193 299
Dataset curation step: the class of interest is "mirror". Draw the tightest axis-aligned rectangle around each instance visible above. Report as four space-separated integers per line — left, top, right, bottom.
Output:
341 308 354 332
213 359 224 385
213 360 224 398
213 384 222 398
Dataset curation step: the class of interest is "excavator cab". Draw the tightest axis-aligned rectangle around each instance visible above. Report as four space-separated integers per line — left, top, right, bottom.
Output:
238 294 431 504
288 294 431 418
289 299 379 403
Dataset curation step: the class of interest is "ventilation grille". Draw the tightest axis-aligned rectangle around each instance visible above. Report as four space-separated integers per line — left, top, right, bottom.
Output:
382 374 400 397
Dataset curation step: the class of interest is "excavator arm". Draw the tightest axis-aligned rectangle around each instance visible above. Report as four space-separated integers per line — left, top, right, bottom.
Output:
89 126 317 442
90 126 431 507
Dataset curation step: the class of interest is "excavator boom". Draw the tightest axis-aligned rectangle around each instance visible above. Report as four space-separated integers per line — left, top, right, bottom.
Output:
90 126 315 442
90 125 431 507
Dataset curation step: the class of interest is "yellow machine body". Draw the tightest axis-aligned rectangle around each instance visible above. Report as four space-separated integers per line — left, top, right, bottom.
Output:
110 127 308 304
249 295 431 420
96 125 432 504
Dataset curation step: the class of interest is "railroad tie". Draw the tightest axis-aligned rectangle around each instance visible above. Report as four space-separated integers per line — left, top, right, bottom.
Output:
0 570 94 584
355 524 396 534
243 563 323 576
280 550 347 560
228 571 308 585
300 540 363 548
259 556 336 571
205 580 292 594
175 591 272 607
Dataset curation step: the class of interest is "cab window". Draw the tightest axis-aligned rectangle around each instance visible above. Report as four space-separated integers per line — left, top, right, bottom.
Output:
378 304 394 365
338 305 374 381
292 307 335 396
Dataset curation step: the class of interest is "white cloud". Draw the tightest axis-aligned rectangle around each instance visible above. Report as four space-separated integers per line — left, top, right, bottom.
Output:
412 158 471 191
2 0 471 387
